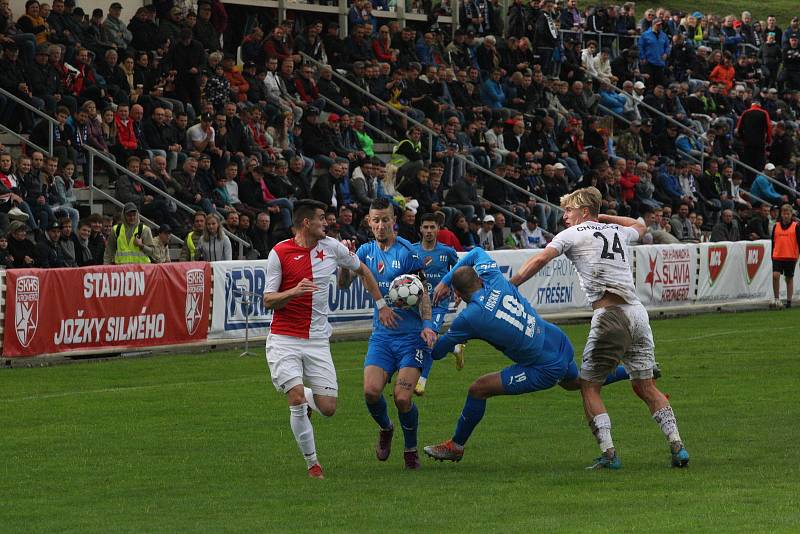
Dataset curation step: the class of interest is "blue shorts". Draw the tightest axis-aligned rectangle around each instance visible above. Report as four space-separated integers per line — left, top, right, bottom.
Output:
365 333 432 377
500 322 575 395
431 306 449 332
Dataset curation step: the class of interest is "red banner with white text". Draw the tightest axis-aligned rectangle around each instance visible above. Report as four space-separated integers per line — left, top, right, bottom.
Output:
4 263 210 357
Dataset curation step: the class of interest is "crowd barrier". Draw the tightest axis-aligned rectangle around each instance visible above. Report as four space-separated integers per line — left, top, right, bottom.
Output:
0 241 781 358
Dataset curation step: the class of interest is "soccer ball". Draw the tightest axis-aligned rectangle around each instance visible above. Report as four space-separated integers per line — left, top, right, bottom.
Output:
386 274 425 310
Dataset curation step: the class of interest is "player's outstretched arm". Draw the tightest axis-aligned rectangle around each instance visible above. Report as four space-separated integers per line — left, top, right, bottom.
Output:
263 278 319 310
510 247 559 287
598 213 647 238
355 262 399 328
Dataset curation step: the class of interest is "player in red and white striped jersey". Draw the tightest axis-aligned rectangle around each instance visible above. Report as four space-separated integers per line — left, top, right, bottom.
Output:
263 200 398 479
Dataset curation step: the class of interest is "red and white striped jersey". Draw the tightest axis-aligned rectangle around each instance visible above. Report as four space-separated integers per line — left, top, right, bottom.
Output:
265 237 360 339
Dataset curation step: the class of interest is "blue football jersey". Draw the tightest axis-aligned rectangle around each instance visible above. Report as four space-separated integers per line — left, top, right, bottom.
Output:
357 236 426 337
432 247 550 366
412 242 458 310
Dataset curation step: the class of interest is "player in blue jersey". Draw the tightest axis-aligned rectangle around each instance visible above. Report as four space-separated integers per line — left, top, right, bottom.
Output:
348 198 437 470
423 247 629 462
412 213 462 396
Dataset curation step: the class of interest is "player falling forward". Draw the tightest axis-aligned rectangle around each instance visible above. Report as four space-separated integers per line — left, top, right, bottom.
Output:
511 187 689 469
343 198 437 470
412 213 463 396
422 247 630 462
263 200 398 479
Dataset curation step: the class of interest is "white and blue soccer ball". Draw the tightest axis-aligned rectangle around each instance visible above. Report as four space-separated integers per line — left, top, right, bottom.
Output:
386 274 425 310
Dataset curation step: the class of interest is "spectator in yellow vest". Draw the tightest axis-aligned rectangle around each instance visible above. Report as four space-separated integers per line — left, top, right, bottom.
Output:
103 203 154 264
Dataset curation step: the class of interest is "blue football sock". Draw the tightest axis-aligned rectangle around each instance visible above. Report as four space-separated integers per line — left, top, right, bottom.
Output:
604 365 630 385
453 395 486 447
398 403 419 450
366 395 392 430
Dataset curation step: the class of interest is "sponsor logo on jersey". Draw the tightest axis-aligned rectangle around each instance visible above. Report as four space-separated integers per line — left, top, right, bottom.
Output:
185 268 205 335
745 244 765 283
377 260 385 274
707 245 728 284
15 275 39 348
423 256 433 266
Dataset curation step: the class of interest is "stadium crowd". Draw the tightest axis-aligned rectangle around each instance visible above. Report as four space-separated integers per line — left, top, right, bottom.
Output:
1 0 800 268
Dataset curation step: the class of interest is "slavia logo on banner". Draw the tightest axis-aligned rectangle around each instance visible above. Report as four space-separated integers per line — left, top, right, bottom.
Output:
644 248 691 302
185 268 205 335
15 275 40 347
708 245 728 284
745 244 765 283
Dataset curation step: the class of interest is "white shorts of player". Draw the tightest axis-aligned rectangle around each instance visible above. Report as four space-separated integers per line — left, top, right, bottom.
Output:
580 302 655 383
266 333 338 397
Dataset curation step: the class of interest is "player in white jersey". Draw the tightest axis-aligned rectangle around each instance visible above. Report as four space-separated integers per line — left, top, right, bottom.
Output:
511 187 689 469
263 200 398 479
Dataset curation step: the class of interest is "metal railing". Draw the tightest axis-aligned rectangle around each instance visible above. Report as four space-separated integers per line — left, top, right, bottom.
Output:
301 52 564 214
0 123 49 155
91 186 185 245
725 155 800 199
0 86 55 155
318 94 399 144
83 146 251 250
479 196 526 224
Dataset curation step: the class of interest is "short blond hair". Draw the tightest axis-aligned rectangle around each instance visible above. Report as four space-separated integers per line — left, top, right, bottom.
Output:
560 187 602 216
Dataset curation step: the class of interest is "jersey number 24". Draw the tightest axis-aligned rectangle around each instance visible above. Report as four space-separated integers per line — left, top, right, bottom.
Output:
594 231 625 261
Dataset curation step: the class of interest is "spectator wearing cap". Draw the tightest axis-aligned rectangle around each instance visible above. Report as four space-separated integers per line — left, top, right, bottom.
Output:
35 220 67 267
476 214 495 250
751 164 789 207
639 17 670 88
521 213 553 249
102 1 132 50
782 17 800 49
150 224 172 263
7 220 36 268
105 203 154 264
616 120 646 162
164 27 206 113
158 5 184 45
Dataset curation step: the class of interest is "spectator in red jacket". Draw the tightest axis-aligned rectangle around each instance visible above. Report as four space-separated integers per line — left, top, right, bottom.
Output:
294 64 323 109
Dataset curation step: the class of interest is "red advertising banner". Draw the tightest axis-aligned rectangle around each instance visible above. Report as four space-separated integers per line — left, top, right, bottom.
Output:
4 262 211 357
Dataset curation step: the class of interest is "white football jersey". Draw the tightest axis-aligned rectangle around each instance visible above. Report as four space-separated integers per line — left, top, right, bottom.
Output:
546 222 640 305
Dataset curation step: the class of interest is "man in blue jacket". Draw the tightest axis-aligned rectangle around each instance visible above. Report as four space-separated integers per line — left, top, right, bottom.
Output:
639 18 670 88
751 163 789 206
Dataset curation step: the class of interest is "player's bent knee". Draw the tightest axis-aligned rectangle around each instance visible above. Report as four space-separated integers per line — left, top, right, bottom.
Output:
394 391 413 411
317 397 337 417
286 384 306 406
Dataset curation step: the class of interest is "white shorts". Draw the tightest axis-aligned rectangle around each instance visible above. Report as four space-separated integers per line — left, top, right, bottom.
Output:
266 333 338 397
580 302 655 383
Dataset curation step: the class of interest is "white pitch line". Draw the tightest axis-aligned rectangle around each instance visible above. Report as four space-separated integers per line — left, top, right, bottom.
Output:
657 325 794 343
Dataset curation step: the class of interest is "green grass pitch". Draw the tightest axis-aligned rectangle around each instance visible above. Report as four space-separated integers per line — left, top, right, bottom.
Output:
2 309 799 532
